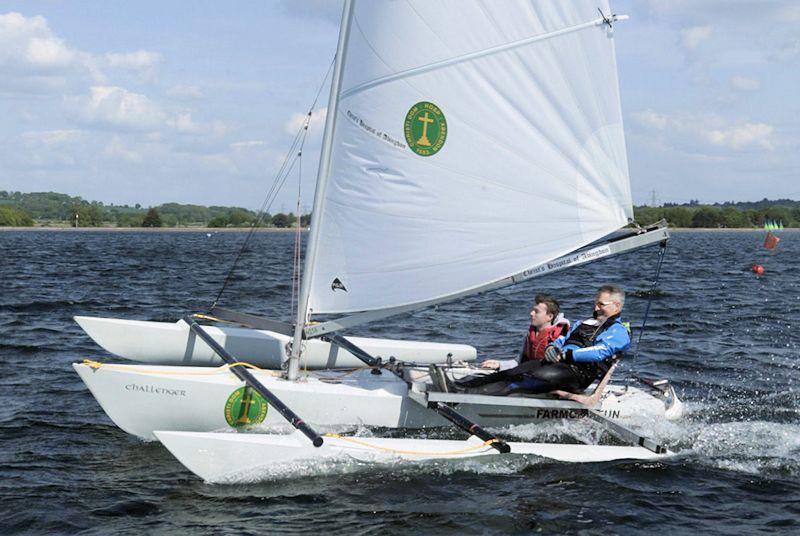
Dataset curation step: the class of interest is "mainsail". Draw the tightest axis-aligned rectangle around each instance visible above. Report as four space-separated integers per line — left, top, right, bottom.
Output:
303 0 633 319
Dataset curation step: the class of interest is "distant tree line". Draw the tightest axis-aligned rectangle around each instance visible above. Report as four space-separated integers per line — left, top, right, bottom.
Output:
2 190 798 229
0 191 311 228
634 199 800 228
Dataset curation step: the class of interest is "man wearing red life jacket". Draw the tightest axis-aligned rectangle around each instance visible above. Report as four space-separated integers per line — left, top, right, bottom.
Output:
475 294 570 372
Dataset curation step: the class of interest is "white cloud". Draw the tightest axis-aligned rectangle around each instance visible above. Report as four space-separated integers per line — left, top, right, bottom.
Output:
770 39 800 62
0 12 167 93
730 75 760 91
20 129 83 145
169 112 201 133
284 107 327 134
279 0 343 24
680 25 712 49
25 35 75 68
106 50 161 70
101 136 143 163
0 12 79 93
65 86 165 131
779 5 800 22
632 110 777 153
167 84 203 99
231 140 267 150
705 123 774 150
632 110 668 130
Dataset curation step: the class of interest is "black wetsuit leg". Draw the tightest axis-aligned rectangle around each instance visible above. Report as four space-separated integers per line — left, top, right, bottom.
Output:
454 360 545 389
466 363 594 396
509 363 587 394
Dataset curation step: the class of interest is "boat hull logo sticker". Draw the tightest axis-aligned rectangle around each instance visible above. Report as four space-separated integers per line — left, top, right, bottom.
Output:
404 101 447 156
224 387 268 427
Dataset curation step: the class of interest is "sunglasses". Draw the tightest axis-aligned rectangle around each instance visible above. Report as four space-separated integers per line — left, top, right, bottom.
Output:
594 300 616 307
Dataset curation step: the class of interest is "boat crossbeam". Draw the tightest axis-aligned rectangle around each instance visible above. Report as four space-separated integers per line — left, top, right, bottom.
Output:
207 306 294 335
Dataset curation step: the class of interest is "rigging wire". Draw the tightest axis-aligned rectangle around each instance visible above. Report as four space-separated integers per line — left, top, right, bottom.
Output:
210 56 336 310
632 239 668 361
291 152 303 320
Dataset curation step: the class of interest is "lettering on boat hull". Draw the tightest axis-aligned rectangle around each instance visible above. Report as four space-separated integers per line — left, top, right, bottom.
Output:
479 409 622 420
124 383 186 397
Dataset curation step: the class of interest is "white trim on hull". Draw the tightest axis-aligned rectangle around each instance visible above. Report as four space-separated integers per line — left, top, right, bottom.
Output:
73 362 680 441
74 316 477 368
155 430 671 483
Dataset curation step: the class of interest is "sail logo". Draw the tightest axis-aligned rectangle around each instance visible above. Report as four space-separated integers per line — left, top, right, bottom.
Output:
404 101 447 156
224 386 268 427
331 278 347 292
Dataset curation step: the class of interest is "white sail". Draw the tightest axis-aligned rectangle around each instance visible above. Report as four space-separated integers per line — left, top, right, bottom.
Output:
307 0 632 316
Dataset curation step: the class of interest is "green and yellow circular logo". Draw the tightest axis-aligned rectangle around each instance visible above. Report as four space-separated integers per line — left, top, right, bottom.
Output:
224 386 268 427
404 101 447 157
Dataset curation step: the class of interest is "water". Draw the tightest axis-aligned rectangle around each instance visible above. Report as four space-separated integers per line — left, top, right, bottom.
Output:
1 230 798 534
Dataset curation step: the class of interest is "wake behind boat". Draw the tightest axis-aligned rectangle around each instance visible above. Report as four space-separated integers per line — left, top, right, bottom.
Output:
75 0 687 479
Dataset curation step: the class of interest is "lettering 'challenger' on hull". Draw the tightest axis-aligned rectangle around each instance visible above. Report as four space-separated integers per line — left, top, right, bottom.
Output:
125 383 187 397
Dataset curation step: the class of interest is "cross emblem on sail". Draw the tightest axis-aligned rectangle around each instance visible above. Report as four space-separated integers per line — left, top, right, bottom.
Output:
404 101 448 156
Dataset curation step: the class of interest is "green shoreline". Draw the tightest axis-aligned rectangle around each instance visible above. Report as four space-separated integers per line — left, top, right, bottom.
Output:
0 226 794 232
0 226 301 232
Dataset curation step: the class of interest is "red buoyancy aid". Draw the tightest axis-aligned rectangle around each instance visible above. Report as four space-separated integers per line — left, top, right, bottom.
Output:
523 320 570 361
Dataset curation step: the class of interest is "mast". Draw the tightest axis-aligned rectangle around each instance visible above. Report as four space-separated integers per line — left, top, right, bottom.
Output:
288 0 355 381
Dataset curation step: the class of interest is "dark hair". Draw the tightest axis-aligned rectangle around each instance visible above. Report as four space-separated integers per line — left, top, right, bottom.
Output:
534 294 560 319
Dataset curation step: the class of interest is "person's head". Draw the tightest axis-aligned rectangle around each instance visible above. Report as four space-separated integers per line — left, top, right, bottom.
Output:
530 294 559 329
594 285 624 322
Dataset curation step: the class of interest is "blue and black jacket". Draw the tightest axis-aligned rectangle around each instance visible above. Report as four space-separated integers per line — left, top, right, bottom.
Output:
551 314 630 377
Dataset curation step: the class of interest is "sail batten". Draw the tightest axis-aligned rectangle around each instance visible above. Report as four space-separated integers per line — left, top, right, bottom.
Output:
305 0 632 317
340 13 609 101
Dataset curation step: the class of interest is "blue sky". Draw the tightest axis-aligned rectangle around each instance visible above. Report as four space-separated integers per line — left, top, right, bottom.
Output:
0 1 797 211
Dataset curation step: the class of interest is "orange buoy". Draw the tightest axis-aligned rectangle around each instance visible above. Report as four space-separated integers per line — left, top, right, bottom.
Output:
752 264 765 275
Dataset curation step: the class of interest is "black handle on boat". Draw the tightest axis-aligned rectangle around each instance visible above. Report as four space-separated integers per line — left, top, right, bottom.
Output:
183 315 324 448
432 402 510 454
320 333 379 368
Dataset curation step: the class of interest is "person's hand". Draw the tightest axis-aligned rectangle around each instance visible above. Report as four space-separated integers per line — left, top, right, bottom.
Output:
481 359 501 370
544 346 563 363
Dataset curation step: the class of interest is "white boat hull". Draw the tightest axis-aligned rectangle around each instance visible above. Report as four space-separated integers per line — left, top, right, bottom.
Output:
154 430 670 483
74 362 679 441
74 316 477 368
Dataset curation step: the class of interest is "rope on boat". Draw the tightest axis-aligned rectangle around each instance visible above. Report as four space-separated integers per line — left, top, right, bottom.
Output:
80 359 362 379
80 359 282 377
191 313 229 323
323 433 499 456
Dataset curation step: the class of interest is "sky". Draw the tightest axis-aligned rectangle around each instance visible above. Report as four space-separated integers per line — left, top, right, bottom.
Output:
0 0 797 211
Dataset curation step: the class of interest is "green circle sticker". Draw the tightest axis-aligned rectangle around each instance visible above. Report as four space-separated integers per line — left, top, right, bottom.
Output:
404 101 447 156
224 387 268 427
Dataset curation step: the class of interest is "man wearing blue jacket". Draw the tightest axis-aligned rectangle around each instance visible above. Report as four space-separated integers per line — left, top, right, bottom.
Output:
456 285 630 395
534 284 631 393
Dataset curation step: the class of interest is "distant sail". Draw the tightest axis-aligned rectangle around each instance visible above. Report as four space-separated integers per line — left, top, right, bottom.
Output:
307 0 633 315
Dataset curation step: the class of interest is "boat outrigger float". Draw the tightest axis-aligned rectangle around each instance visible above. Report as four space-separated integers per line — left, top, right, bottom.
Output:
75 1 684 480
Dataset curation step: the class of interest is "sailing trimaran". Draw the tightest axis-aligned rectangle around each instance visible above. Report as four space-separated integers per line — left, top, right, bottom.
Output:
75 0 683 481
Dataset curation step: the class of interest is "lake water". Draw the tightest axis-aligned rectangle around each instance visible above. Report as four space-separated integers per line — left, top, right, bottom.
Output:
1 230 798 534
